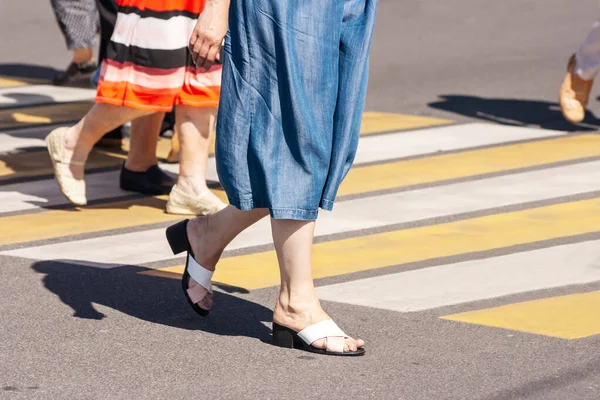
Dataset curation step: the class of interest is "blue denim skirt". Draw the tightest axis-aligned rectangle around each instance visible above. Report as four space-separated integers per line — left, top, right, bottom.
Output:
216 0 378 220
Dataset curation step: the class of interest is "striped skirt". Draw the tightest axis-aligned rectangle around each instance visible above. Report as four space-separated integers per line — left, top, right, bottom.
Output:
96 0 221 112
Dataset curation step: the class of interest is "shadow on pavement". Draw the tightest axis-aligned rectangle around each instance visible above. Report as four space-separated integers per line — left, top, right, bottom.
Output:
31 260 273 342
0 92 56 109
0 63 57 81
428 94 600 132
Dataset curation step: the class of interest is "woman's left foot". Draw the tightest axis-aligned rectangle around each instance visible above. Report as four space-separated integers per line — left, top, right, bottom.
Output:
272 299 365 355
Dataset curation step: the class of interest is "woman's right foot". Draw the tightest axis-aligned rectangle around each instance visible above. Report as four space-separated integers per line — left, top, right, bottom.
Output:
273 296 365 353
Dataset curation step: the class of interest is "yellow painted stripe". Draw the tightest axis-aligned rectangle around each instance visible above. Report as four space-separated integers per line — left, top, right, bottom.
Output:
360 112 451 135
0 137 174 181
0 191 228 246
11 113 52 124
144 197 600 290
338 134 600 196
441 291 600 339
0 102 91 130
0 77 29 87
0 76 48 87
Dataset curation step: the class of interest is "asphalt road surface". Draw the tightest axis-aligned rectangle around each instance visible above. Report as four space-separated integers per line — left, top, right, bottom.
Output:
1 1 600 399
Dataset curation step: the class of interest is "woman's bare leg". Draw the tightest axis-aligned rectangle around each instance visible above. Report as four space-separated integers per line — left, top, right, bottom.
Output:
125 112 165 172
271 219 364 352
174 105 220 201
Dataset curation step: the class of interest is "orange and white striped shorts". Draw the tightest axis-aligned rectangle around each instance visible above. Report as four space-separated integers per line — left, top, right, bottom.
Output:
96 0 221 112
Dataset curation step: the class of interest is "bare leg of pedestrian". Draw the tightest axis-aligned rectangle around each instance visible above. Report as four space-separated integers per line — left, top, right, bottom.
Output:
270 219 364 353
125 112 165 173
166 106 225 216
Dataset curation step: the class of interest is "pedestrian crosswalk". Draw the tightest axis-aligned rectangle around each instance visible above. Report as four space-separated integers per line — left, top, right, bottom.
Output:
1 79 600 341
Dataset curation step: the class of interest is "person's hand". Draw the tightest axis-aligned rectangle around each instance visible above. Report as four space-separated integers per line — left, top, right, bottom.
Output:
189 0 230 71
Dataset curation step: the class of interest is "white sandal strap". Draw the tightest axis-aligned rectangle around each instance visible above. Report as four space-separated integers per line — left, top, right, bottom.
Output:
326 336 346 353
297 320 346 345
187 254 213 292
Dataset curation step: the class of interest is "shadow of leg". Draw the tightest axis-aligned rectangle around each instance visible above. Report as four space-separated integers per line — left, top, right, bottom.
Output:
32 260 273 341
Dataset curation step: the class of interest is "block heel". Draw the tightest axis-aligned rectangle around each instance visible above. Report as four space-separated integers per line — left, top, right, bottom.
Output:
272 323 298 349
165 220 190 255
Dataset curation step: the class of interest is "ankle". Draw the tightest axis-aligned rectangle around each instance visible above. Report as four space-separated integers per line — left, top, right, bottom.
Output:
73 48 93 64
276 290 320 315
124 159 157 172
273 294 328 330
63 127 93 158
176 177 208 197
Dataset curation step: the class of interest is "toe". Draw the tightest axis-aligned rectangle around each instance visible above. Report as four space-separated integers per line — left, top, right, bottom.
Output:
311 338 327 350
198 293 213 311
345 337 364 352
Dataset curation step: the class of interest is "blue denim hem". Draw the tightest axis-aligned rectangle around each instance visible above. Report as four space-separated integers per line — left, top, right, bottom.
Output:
231 198 320 221
320 199 334 211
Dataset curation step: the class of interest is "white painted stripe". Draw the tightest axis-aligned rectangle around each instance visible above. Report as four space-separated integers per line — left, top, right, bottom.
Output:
0 163 214 215
5 160 600 266
315 240 600 312
0 122 565 169
111 13 196 51
0 134 45 154
0 171 130 214
353 123 565 165
0 85 96 108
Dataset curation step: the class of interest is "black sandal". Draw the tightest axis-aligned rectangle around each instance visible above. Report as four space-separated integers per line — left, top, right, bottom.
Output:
165 220 214 316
